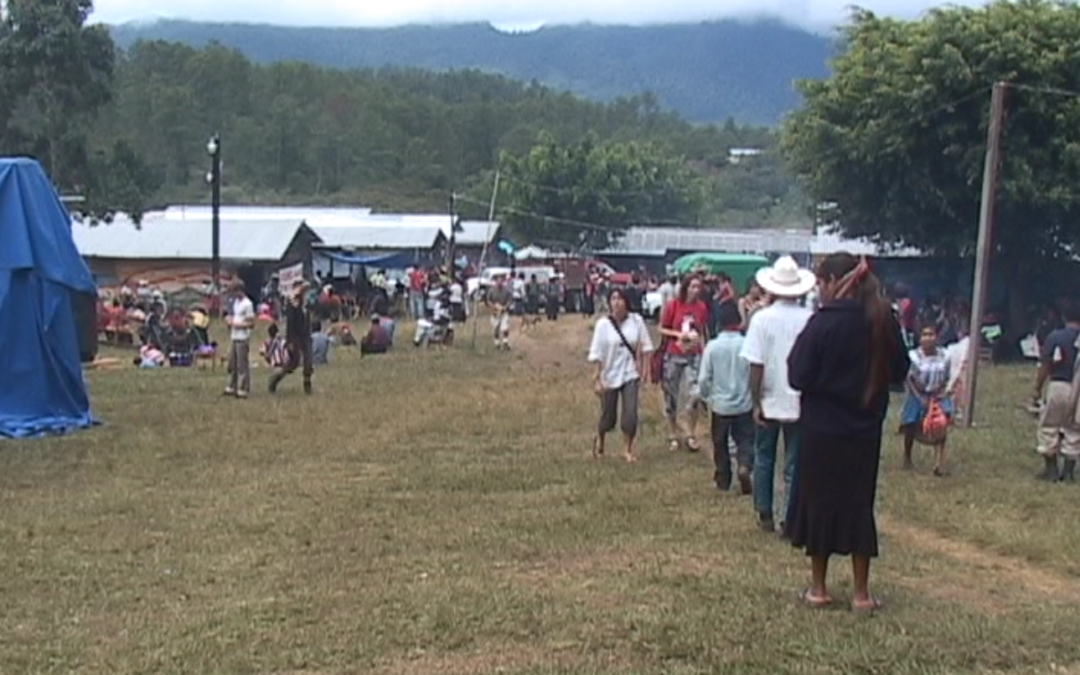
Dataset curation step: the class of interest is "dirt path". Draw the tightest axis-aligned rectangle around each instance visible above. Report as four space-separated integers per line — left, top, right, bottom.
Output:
881 515 1080 614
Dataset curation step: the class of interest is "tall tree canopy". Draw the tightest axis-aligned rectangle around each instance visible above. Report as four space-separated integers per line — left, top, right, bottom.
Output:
497 135 704 250
782 0 1080 318
0 1 113 184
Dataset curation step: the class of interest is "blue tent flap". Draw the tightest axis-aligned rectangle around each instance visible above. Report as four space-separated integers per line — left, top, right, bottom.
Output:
318 250 422 269
0 158 97 438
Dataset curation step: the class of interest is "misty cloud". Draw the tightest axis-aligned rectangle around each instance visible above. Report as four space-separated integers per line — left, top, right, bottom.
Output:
92 0 983 32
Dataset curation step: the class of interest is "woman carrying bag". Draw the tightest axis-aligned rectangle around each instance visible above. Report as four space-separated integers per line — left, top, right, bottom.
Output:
588 288 654 463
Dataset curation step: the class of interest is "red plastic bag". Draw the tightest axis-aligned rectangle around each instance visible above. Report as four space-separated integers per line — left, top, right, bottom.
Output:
922 398 948 443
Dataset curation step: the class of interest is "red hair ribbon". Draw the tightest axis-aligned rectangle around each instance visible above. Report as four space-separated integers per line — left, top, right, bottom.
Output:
835 256 870 299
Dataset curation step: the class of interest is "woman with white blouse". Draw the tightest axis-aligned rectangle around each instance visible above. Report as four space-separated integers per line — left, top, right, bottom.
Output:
588 288 655 462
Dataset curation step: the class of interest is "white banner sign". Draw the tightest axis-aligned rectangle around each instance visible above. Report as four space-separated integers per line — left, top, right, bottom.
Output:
279 262 304 288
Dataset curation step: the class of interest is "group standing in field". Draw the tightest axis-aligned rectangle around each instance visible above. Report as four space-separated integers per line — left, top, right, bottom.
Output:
584 252 952 612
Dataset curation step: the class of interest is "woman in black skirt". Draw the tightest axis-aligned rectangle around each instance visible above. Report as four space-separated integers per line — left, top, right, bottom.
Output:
784 253 909 612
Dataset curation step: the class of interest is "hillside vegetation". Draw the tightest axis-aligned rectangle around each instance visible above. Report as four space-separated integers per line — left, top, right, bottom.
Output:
109 19 834 125
88 40 807 224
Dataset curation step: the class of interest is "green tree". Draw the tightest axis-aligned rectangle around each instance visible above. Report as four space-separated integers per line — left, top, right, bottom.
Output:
84 140 161 224
782 0 1080 325
499 134 704 250
0 0 113 184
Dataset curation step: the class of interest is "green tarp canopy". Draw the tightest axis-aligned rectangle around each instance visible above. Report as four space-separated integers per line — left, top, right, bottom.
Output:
672 253 769 291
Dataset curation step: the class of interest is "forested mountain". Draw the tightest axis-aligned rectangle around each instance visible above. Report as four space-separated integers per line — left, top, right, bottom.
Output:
86 41 804 225
108 19 834 125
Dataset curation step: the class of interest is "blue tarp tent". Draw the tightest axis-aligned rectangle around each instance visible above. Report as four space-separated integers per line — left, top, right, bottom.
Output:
0 158 97 438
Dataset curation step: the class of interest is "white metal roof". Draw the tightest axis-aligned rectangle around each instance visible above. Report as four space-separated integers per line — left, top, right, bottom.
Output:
156 205 372 221
350 213 500 246
604 227 814 256
72 216 315 261
306 220 444 250
809 226 922 258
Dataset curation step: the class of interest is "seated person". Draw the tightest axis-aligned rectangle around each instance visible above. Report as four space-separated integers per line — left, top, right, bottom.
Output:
413 296 453 347
260 323 289 369
310 320 334 366
338 324 358 347
361 315 392 356
134 343 166 369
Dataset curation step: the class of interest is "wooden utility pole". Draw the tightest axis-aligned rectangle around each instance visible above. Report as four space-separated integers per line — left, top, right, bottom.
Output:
447 192 457 273
470 170 502 349
961 81 1007 428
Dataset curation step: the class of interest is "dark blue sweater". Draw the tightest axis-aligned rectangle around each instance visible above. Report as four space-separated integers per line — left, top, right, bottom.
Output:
787 300 910 439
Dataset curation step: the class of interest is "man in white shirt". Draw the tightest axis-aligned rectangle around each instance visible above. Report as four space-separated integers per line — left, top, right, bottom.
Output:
224 279 256 398
740 256 815 534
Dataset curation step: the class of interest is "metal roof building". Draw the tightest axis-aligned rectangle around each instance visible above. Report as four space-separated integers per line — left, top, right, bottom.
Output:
155 205 373 221
344 214 500 246
809 226 922 258
72 216 319 261
306 220 445 250
603 226 814 257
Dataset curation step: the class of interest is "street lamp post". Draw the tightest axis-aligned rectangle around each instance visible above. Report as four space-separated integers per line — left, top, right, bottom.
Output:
206 134 222 308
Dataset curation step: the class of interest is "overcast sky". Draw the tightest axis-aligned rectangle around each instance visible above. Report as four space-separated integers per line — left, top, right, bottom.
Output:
91 0 975 33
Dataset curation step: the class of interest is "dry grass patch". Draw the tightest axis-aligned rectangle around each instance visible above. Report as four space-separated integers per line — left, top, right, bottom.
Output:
2 317 1080 674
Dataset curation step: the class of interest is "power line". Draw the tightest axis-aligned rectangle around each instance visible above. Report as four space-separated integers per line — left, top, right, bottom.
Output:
453 194 622 233
1006 82 1080 99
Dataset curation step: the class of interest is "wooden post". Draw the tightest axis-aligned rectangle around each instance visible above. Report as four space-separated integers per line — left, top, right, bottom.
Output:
471 170 501 349
961 82 1007 428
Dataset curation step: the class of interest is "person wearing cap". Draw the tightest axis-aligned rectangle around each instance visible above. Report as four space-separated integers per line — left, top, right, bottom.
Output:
269 279 313 395
223 279 255 398
740 256 815 534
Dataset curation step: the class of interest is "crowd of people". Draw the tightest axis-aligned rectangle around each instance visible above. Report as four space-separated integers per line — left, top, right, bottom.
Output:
584 252 964 612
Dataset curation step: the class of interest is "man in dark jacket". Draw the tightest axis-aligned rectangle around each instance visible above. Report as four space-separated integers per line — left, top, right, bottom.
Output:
270 279 313 395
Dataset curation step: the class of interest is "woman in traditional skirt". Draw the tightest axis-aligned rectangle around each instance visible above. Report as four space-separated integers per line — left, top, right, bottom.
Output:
784 253 909 612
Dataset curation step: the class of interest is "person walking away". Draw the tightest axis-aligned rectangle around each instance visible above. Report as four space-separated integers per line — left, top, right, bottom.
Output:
740 256 814 534
900 325 955 475
486 278 513 350
524 274 542 330
544 277 562 321
658 274 710 453
1033 303 1080 481
698 301 755 494
224 279 255 399
270 280 313 395
784 253 909 612
588 288 654 463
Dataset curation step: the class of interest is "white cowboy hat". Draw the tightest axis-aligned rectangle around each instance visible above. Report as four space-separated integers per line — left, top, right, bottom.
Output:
756 256 816 298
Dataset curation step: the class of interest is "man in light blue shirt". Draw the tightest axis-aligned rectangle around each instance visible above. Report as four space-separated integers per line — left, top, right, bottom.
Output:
698 301 754 494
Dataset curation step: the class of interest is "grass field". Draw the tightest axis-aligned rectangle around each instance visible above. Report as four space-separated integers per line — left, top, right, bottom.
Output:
2 316 1080 675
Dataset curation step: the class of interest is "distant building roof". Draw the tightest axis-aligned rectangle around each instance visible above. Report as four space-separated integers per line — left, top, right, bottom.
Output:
156 205 372 220
809 226 922 258
354 214 500 246
72 216 318 261
603 226 813 257
307 220 444 250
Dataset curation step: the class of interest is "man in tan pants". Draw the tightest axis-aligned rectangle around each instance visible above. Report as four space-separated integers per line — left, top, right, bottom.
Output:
1033 304 1080 481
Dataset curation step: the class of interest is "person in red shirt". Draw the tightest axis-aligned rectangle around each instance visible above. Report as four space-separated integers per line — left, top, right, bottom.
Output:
407 267 427 320
659 274 711 452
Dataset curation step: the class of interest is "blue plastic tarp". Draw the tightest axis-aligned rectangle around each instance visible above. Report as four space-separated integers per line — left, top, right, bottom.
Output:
0 158 98 438
318 250 418 268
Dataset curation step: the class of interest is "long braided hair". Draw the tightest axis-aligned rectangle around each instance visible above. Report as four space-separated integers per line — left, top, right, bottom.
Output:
817 253 897 408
